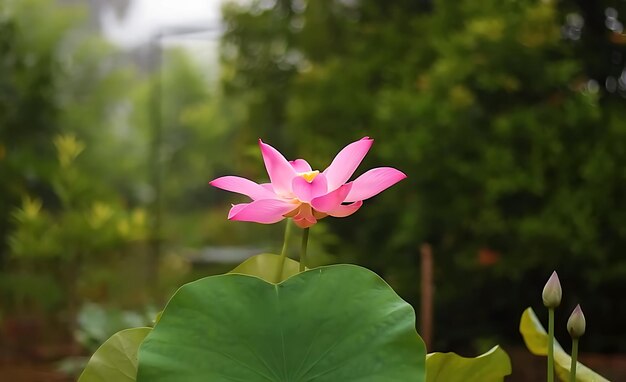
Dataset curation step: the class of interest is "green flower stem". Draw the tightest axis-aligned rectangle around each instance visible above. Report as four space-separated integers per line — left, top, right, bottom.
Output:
548 308 555 382
299 228 310 272
275 220 292 282
570 338 579 382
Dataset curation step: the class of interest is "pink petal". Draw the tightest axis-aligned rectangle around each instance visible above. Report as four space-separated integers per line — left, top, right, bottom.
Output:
292 173 328 203
310 183 352 213
322 137 373 191
259 139 297 197
228 199 298 224
293 218 317 229
291 204 318 228
228 203 248 218
328 201 363 217
290 159 312 173
209 176 277 200
344 167 407 203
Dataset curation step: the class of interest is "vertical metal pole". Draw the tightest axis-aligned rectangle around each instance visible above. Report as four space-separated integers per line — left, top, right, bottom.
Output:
145 26 220 299
420 243 433 350
148 32 163 295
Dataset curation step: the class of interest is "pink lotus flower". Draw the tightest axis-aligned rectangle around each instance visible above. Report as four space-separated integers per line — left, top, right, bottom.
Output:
209 137 406 228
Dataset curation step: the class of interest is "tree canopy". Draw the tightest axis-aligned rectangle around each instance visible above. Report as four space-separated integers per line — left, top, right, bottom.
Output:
219 0 626 351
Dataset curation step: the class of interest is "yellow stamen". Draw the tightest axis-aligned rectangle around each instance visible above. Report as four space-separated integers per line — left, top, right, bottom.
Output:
300 170 319 183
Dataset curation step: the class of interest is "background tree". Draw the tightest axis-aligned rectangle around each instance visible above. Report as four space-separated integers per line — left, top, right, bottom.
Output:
0 0 152 344
220 0 626 352
0 0 73 264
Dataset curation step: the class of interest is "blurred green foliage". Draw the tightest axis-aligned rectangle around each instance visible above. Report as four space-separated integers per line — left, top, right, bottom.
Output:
0 0 72 258
0 0 286 342
6 133 148 320
75 302 153 353
0 0 155 339
219 0 626 351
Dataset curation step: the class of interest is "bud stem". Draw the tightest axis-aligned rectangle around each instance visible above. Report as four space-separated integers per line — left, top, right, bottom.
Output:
570 338 579 382
548 308 555 382
300 227 310 272
275 220 292 281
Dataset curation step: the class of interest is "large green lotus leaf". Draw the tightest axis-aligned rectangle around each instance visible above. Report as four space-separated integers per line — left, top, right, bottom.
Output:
229 253 302 283
151 254 299 327
425 345 511 382
79 327 151 382
519 307 609 382
137 264 426 382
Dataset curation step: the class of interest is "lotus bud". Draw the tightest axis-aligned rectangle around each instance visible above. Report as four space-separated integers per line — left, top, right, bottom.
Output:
542 271 562 308
567 304 586 339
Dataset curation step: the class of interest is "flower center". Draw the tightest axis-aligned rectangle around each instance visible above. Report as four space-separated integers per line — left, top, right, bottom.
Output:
300 170 319 183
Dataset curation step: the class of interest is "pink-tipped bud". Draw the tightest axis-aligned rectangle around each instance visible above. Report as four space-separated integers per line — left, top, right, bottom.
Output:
567 304 586 339
542 271 562 308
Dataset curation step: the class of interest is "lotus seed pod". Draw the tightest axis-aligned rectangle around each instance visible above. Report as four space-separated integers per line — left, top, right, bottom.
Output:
567 304 586 339
542 271 562 308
